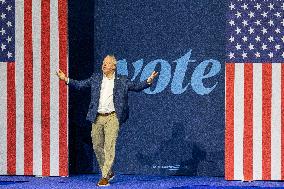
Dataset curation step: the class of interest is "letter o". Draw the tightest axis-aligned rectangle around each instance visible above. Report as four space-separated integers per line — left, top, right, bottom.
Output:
140 59 171 94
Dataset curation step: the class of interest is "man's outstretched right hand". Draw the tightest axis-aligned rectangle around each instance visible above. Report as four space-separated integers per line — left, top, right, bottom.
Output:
56 69 68 82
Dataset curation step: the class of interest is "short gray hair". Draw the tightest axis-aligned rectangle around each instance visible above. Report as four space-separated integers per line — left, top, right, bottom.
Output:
106 54 117 66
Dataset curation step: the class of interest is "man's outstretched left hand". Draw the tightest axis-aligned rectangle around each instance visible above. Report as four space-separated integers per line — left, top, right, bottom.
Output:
147 71 159 84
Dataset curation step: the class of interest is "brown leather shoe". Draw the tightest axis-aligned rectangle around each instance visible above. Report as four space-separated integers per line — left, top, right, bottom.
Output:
107 172 115 181
97 178 109 187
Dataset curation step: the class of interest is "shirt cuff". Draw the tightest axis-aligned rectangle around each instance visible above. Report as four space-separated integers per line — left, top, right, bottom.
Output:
146 80 152 85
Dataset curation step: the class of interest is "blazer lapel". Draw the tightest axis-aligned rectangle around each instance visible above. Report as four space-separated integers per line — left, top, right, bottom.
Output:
97 72 103 92
114 72 119 94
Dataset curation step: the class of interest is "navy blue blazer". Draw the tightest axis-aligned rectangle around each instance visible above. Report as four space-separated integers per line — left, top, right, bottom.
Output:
68 73 151 124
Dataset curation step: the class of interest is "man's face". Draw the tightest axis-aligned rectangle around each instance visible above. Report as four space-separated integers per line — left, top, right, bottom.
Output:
102 56 116 75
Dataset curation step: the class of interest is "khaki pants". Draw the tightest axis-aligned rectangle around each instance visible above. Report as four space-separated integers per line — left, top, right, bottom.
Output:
91 112 120 178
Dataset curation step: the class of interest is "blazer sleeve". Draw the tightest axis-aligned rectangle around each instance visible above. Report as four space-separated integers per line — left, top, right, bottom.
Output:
67 74 94 90
127 78 152 92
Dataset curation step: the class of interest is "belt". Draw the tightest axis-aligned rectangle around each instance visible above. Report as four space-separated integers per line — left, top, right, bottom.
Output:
98 111 115 116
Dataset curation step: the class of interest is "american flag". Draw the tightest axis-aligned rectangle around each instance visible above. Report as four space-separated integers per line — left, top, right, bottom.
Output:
0 0 68 176
225 0 284 180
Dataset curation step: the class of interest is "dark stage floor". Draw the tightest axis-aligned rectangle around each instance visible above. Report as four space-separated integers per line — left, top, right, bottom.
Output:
0 174 284 188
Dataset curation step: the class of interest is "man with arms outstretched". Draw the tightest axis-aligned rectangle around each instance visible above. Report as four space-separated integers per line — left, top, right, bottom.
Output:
57 55 158 186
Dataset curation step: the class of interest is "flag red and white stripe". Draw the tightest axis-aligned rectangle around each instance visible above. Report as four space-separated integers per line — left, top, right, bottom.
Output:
0 0 68 176
225 63 284 180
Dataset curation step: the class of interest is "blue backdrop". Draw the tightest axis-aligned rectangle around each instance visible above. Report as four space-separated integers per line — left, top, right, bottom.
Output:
69 0 226 176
